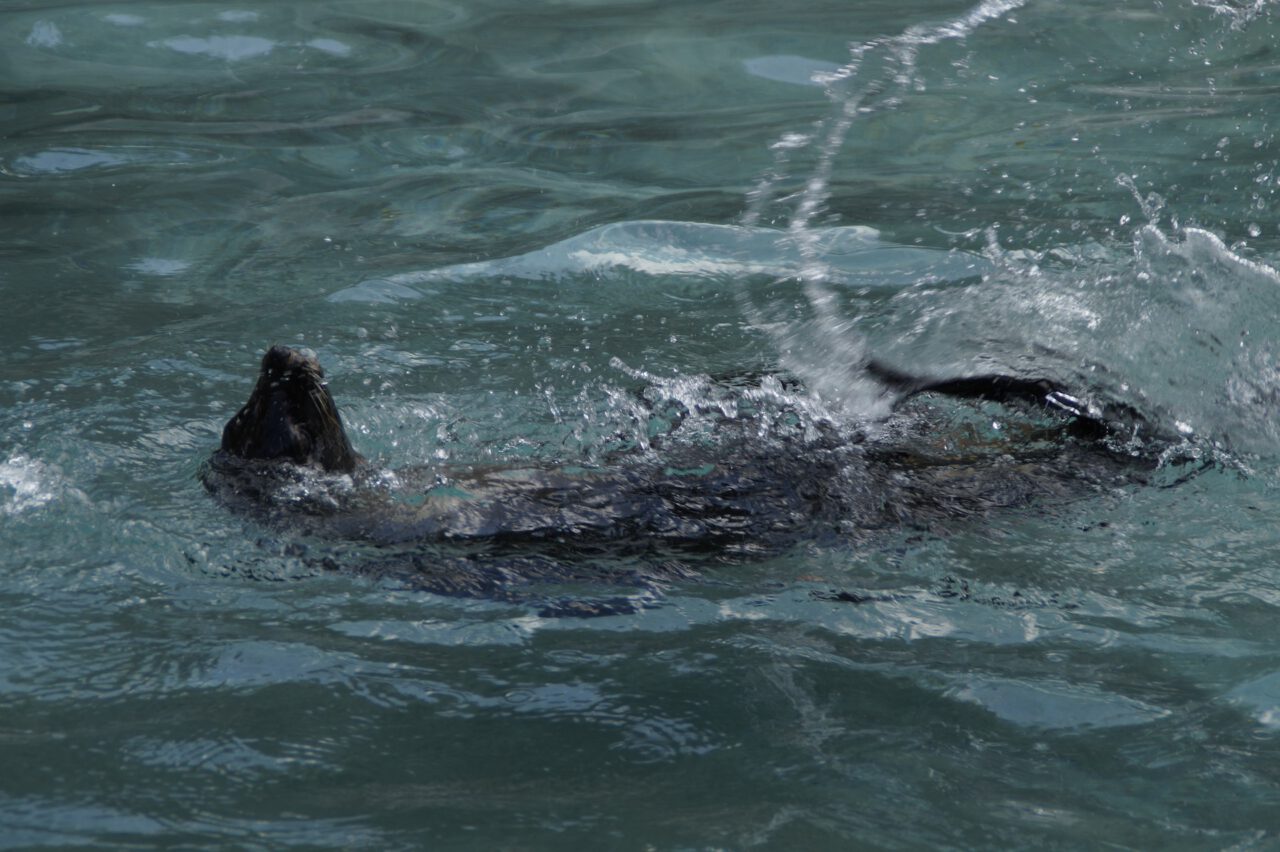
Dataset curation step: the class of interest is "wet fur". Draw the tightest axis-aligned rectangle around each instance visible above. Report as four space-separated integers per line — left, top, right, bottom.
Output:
220 345 362 473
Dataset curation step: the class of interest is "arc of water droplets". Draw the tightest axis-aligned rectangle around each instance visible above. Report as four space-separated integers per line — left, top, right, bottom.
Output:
742 0 1029 386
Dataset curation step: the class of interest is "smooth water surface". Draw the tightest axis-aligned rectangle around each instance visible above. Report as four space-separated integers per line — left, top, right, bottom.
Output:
6 0 1280 848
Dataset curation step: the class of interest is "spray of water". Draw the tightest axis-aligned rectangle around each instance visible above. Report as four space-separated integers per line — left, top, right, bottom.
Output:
736 0 1280 462
740 0 1029 423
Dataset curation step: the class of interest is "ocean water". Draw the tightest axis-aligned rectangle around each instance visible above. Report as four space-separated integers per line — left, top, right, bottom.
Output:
6 0 1280 847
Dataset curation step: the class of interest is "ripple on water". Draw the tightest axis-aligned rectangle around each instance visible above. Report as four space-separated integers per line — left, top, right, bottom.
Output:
327 220 991 304
125 735 291 777
3 4 423 90
0 145 228 179
1225 671 1280 730
946 677 1171 731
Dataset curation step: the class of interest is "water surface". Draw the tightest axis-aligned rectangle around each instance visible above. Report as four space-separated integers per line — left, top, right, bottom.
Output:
6 0 1280 848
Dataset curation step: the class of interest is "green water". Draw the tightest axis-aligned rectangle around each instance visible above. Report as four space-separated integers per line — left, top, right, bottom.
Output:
6 0 1280 848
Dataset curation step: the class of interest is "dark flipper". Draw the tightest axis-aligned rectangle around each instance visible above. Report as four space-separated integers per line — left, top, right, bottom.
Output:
864 359 1152 444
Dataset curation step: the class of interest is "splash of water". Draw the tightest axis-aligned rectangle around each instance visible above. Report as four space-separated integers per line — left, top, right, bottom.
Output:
1192 0 1275 28
0 454 84 516
741 0 1029 421
930 185 1280 457
739 0 1280 463
1129 221 1280 452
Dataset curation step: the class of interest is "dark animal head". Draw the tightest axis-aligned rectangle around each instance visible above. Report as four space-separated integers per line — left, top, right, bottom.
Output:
220 345 362 474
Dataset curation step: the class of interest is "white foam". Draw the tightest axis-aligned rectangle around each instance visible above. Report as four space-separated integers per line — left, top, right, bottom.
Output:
0 455 60 515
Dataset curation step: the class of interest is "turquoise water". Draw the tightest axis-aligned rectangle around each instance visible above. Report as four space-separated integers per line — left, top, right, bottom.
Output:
7 0 1280 847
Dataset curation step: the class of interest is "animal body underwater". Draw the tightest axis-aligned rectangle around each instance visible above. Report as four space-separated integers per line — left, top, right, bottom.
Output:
202 345 1197 606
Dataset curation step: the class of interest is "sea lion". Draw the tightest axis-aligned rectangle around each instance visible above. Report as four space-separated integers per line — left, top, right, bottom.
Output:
219 345 362 474
205 345 1178 556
